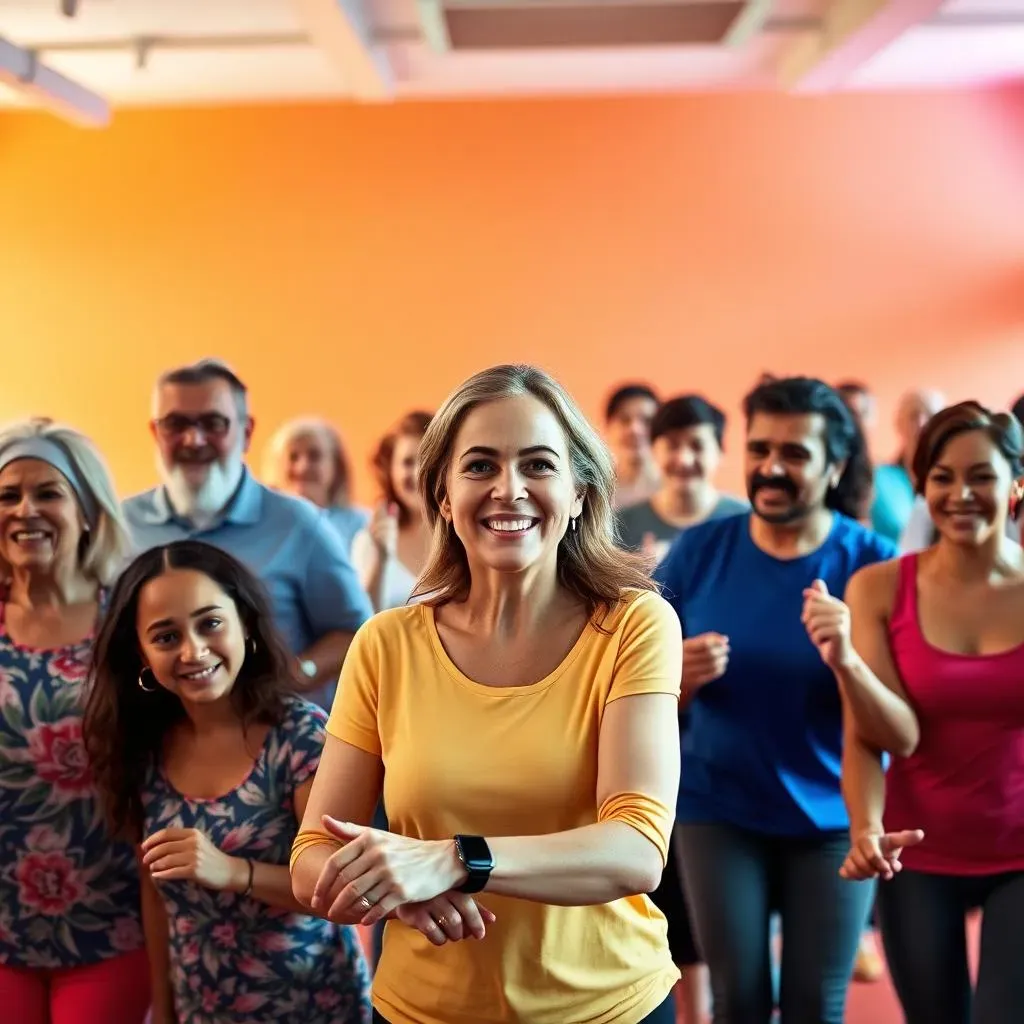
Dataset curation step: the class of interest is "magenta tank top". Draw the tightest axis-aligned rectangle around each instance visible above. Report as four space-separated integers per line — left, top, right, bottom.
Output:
885 554 1024 875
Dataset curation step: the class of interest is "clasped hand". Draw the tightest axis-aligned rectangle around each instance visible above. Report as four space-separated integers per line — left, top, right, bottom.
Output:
141 826 244 891
311 816 496 944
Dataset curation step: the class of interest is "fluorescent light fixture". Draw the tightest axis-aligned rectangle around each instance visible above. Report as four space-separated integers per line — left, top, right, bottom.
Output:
0 35 110 127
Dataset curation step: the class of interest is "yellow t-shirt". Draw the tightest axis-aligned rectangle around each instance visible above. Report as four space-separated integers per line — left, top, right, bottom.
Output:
327 588 683 1024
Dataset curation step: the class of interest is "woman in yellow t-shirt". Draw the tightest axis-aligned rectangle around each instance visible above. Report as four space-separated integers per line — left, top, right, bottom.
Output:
290 364 683 1024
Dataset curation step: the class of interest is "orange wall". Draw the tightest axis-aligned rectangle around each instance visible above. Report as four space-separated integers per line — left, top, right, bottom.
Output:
1 89 1023 502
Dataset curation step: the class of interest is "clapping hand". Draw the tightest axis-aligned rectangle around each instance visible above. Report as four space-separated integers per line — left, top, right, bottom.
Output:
802 579 854 670
682 632 730 689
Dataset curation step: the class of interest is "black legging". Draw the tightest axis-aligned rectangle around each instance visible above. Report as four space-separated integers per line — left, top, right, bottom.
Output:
371 993 675 1023
877 867 1024 1024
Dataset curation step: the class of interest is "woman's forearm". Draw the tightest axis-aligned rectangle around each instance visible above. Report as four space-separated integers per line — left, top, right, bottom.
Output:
841 730 888 835
836 652 919 757
291 843 366 924
226 857 311 914
483 821 664 905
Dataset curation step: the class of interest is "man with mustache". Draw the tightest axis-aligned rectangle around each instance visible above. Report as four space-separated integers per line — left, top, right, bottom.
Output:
122 359 372 708
654 376 898 1024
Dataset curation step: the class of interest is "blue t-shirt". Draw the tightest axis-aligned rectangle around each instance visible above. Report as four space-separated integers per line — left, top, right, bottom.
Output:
870 463 915 545
655 512 897 836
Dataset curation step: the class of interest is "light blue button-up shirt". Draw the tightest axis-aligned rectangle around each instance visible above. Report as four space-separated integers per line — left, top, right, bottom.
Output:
122 468 373 708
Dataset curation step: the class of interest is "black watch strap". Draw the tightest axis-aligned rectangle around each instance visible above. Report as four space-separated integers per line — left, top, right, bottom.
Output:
454 834 494 894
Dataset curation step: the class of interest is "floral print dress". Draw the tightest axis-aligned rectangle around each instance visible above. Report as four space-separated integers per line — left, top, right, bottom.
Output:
0 602 144 968
142 695 371 1023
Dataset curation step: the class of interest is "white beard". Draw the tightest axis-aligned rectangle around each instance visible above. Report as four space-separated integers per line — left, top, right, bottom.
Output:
159 453 245 529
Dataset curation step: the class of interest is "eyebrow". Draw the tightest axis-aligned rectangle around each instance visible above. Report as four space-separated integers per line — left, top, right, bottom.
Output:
146 604 223 633
0 477 64 489
459 445 561 460
932 462 995 472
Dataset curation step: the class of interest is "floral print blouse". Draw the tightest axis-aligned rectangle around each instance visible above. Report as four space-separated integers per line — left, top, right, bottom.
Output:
0 602 144 967
142 696 371 1023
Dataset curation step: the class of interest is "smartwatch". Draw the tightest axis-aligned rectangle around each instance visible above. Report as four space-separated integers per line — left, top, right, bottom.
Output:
454 834 494 894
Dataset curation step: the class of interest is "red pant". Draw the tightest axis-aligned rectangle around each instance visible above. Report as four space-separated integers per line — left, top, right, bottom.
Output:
0 947 150 1024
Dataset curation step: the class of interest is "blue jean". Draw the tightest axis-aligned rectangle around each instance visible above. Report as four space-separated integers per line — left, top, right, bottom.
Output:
676 822 874 1024
876 867 1024 1024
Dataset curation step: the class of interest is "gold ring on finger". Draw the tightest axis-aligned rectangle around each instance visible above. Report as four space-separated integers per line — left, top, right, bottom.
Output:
358 896 373 912
435 914 448 928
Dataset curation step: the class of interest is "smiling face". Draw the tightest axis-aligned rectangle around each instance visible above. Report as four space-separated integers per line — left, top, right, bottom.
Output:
136 567 248 707
391 433 422 512
653 423 722 498
744 412 839 525
0 458 87 577
283 431 335 507
607 395 657 459
151 379 251 517
924 429 1015 546
443 395 583 577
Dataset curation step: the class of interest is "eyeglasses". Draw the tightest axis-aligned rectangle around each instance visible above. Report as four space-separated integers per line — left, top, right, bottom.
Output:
154 413 232 438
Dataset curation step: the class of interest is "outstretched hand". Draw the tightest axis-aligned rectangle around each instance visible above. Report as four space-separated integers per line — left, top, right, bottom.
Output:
840 827 925 881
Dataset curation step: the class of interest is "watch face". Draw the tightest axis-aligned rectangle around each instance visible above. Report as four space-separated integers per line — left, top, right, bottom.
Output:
457 834 493 870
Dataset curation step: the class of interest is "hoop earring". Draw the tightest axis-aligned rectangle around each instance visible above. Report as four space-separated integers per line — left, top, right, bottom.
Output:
248 636 257 656
138 668 157 693
570 517 577 532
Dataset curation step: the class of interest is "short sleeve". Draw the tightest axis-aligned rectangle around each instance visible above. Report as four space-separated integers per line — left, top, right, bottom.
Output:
608 592 683 704
283 700 328 789
300 513 374 637
326 620 382 755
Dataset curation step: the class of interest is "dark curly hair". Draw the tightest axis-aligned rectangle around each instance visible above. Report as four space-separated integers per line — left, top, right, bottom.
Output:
743 375 874 521
83 540 296 841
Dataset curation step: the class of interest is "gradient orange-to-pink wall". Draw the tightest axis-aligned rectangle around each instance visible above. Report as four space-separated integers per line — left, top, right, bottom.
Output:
1 89 1023 501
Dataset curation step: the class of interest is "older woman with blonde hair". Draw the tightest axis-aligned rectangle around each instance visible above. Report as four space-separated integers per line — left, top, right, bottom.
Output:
0 418 149 1023
291 365 683 1024
263 417 368 550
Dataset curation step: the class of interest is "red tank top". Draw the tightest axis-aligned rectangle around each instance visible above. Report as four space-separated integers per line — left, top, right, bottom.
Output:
885 554 1024 875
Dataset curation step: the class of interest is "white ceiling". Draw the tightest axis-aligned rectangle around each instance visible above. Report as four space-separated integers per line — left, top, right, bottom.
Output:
0 0 1022 119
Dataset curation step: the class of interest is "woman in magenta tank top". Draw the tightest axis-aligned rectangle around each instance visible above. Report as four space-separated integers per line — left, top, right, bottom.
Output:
813 402 1024 1024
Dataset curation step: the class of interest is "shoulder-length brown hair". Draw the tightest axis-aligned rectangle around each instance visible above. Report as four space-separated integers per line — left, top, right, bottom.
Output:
371 411 433 527
82 540 296 841
913 401 1024 496
413 364 654 615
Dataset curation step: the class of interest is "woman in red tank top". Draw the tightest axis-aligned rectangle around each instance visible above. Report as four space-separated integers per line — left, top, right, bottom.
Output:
802 401 1024 1024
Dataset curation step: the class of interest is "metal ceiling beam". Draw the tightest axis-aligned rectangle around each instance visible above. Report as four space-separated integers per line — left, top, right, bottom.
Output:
0 35 109 126
777 0 946 91
289 0 394 100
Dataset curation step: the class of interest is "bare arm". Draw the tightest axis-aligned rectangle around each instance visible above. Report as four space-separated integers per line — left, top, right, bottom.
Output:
297 631 355 691
219 778 321 912
291 735 384 918
143 781 323 915
840 706 888 835
480 692 679 904
140 858 175 1024
836 565 920 757
352 529 389 613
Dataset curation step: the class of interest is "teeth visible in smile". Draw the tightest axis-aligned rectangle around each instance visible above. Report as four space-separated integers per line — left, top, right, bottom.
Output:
486 519 534 532
180 664 219 680
13 531 47 541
